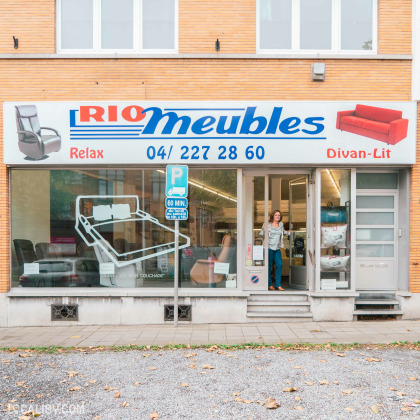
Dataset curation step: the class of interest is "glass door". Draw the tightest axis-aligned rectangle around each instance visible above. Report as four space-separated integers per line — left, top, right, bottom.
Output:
289 177 308 289
355 173 398 290
242 175 269 291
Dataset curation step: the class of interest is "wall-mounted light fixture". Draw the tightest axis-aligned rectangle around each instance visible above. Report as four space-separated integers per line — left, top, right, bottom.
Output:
311 62 325 81
13 36 18 49
215 39 220 52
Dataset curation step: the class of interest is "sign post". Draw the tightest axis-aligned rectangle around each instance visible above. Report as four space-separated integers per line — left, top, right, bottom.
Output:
165 165 188 327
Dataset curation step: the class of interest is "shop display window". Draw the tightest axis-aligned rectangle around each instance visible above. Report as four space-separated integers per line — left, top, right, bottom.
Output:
11 169 237 289
320 169 351 290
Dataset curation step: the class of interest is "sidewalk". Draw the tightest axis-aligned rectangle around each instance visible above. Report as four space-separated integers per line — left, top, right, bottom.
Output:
0 320 419 348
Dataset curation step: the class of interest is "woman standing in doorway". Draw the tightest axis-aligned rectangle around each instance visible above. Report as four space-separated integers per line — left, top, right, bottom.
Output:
260 210 289 291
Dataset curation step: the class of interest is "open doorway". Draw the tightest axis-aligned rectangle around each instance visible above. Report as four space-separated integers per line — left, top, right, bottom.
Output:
242 172 311 292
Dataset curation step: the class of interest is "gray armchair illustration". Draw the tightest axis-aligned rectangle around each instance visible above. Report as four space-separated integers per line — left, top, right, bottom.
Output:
15 105 61 160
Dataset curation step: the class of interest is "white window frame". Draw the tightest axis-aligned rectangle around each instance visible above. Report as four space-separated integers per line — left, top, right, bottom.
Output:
56 0 178 54
257 0 377 54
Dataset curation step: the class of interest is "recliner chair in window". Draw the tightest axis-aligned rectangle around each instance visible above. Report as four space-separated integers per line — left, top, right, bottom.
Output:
13 239 37 276
15 105 61 160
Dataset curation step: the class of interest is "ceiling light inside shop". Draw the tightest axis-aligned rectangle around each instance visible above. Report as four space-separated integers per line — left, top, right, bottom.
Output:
157 170 237 202
325 169 341 197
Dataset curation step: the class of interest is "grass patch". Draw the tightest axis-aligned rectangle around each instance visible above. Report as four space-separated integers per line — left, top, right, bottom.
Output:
0 341 419 354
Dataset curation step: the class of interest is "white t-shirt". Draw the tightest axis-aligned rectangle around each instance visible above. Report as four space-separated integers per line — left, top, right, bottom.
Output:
259 222 286 250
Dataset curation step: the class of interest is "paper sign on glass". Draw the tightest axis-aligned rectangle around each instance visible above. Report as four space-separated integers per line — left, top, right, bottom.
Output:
253 245 264 261
321 279 337 290
214 262 229 275
24 263 39 275
100 263 115 275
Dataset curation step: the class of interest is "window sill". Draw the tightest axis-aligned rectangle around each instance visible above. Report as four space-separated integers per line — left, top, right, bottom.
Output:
6 288 250 298
0 53 412 60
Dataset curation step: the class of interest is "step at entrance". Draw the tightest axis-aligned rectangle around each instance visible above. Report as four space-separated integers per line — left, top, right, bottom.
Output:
353 293 402 319
246 292 312 322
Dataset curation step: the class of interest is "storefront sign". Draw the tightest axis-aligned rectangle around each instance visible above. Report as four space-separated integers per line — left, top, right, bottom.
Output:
4 101 416 165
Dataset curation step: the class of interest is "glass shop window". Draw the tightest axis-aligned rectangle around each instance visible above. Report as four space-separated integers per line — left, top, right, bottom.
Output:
320 169 351 290
11 169 237 289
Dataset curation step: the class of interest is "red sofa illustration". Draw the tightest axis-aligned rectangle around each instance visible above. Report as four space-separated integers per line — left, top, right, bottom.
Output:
336 104 408 145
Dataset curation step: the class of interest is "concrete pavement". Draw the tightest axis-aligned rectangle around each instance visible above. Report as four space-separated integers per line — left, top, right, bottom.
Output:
0 320 419 348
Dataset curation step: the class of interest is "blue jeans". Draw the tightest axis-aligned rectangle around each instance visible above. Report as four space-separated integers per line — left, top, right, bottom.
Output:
268 248 283 288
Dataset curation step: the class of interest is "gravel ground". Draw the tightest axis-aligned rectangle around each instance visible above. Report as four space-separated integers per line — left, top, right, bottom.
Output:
0 347 419 420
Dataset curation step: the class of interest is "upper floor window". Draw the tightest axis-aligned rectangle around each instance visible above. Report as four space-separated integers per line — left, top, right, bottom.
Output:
57 0 177 53
258 0 376 53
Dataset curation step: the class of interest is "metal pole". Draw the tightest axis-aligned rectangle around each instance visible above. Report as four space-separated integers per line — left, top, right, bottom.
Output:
174 220 179 327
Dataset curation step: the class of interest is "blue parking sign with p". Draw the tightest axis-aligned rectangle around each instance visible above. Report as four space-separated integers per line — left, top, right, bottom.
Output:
166 165 188 198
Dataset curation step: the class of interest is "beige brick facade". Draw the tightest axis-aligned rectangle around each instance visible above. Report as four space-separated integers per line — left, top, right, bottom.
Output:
0 0 417 294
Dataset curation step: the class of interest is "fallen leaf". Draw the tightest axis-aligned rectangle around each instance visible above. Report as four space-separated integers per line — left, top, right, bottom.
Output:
294 406 304 411
283 387 297 392
305 381 314 386
266 398 280 409
371 405 379 414
203 365 215 369
150 411 159 419
243 400 253 404
135 382 141 386
68 386 81 392
89 380 97 384
310 329 321 332
181 383 189 387
408 376 417 381
257 401 265 406
18 353 32 358
67 371 79 377
336 353 346 357
366 358 381 363
345 407 353 412
189 363 197 369
389 387 397 391
114 391 121 398
414 399 420 404
232 392 240 396
143 354 151 358
333 381 339 385
294 366 303 369
396 392 407 397
295 396 302 401
319 380 330 385
319 360 327 363
71 335 81 338
121 401 129 407
342 390 352 395
234 397 242 402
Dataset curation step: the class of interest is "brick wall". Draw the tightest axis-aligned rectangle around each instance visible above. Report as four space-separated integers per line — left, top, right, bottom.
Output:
0 0 55 54
0 0 416 293
409 105 420 293
0 0 413 55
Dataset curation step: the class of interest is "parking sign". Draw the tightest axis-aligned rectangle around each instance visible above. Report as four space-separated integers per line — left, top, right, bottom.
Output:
166 165 188 198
